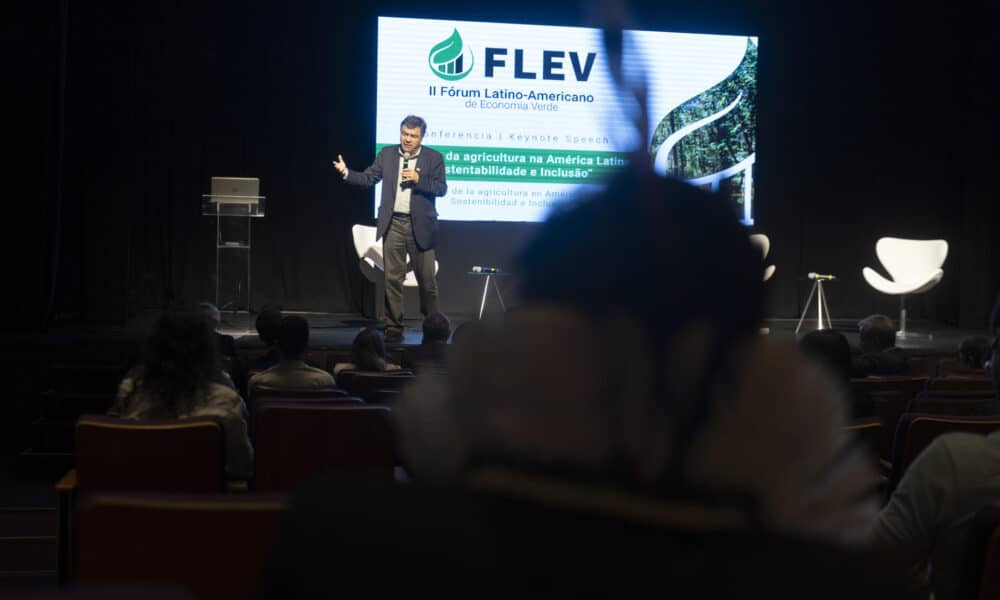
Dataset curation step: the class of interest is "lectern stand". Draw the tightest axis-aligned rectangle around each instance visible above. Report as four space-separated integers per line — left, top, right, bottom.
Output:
201 193 266 333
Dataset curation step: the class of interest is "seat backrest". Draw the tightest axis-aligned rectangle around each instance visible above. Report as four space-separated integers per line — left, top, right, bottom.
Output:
249 388 358 443
75 415 227 493
845 418 882 468
351 224 382 270
370 389 402 406
255 403 395 490
888 414 1000 499
908 391 999 416
936 356 967 377
926 375 994 393
875 237 948 284
252 384 348 404
75 492 287 599
959 502 1000 600
851 377 928 458
340 370 416 402
907 355 939 378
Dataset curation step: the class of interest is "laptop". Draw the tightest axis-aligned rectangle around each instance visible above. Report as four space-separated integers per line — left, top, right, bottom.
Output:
210 177 260 204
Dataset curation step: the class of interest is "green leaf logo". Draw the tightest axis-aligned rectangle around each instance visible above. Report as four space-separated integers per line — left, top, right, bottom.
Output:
428 29 474 81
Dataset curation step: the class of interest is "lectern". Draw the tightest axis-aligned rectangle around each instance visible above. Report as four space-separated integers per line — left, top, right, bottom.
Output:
202 177 265 333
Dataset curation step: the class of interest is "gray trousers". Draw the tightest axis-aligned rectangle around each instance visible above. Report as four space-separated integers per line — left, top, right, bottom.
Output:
383 214 438 333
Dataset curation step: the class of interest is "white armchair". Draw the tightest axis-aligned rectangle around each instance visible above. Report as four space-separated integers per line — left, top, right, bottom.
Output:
351 225 439 318
861 237 948 338
749 233 776 282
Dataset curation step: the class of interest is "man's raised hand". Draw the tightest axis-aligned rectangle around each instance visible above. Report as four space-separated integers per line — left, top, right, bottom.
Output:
332 154 348 177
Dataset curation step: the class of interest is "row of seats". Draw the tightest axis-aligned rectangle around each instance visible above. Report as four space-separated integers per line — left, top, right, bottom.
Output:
63 490 1000 600
850 413 1000 500
850 375 994 459
56 396 402 583
53 377 1000 597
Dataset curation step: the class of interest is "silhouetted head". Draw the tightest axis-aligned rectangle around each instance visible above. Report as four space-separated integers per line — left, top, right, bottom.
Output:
352 328 388 372
278 316 310 361
199 302 221 331
399 166 767 486
256 305 283 347
518 168 763 353
799 329 852 381
858 314 896 354
958 335 990 371
450 320 474 346
422 312 451 344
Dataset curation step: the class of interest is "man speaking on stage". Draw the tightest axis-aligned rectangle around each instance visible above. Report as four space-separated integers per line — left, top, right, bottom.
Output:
332 115 447 344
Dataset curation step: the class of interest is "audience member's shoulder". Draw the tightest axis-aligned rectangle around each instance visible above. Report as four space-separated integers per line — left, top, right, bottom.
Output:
199 382 245 412
333 362 356 375
249 364 277 384
303 364 335 384
929 430 996 460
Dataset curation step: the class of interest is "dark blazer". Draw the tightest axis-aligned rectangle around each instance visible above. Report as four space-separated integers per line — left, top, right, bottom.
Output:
850 347 911 378
345 144 448 250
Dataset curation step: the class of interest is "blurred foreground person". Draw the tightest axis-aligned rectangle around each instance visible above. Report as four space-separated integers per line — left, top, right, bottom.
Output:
258 168 919 597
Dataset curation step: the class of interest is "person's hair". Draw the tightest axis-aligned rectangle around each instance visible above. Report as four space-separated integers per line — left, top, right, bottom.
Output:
518 169 763 353
400 115 427 136
137 306 220 417
450 320 474 346
858 314 896 351
958 335 991 370
256 305 283 346
352 328 388 371
799 330 852 381
278 316 310 360
199 302 221 331
511 167 764 465
422 312 451 344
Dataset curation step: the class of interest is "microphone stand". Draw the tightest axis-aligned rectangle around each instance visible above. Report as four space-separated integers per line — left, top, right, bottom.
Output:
795 274 835 334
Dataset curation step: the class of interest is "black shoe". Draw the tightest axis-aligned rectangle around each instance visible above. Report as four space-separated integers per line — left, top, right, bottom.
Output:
384 330 404 344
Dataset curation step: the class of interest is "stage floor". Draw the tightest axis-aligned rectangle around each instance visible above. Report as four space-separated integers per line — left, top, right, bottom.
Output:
27 312 984 359
220 313 977 357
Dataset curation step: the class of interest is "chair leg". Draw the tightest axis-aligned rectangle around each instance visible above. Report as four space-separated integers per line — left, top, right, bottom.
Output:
896 295 932 340
375 277 385 321
898 296 908 338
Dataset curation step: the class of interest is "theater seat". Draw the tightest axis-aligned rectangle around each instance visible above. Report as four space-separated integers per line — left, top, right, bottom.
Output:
886 414 1000 501
336 370 415 403
960 501 1000 600
254 403 395 491
75 492 287 600
57 415 230 583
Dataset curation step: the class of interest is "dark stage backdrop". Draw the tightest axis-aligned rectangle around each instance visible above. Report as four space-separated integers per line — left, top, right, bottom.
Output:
6 0 997 331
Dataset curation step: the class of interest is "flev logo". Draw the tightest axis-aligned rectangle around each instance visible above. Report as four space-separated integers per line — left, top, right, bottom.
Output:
429 29 474 81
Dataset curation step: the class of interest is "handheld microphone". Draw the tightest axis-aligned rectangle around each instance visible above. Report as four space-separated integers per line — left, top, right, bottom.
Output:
401 152 412 187
807 272 837 281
